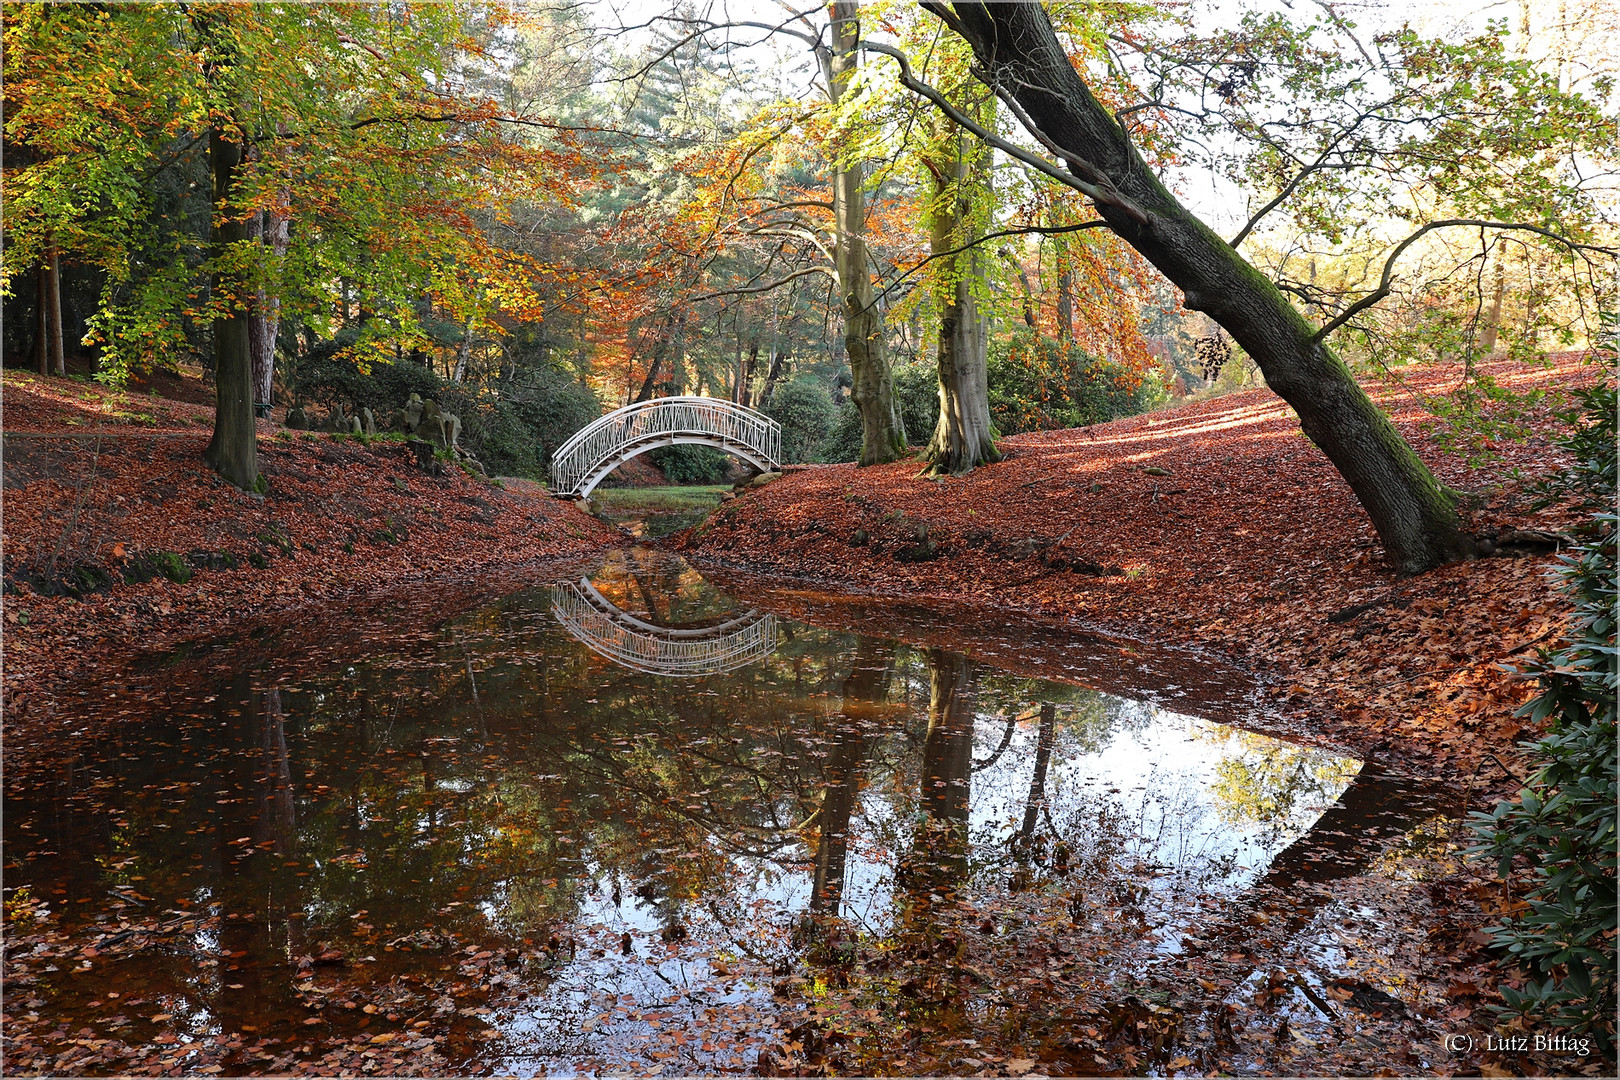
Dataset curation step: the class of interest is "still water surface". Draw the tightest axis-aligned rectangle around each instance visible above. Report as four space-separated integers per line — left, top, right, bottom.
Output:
4 549 1441 1075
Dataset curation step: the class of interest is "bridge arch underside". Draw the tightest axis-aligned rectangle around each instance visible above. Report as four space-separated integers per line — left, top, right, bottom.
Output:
571 432 773 498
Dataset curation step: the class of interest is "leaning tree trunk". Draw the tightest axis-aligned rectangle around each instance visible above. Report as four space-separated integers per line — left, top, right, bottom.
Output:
829 1 906 464
925 109 1000 475
203 122 260 491
940 3 1476 574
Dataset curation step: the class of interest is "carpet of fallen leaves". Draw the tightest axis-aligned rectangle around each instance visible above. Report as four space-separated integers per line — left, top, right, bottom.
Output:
1 369 617 735
680 356 1599 782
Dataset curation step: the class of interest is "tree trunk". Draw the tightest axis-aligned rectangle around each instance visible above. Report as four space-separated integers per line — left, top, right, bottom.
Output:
924 110 1000 475
634 316 675 403
761 347 787 405
453 316 474 383
35 261 50 375
1478 263 1506 356
1056 264 1075 342
742 338 760 408
941 3 1475 574
203 122 259 491
248 198 289 409
1000 246 1036 328
669 311 688 395
46 242 65 376
829 2 906 464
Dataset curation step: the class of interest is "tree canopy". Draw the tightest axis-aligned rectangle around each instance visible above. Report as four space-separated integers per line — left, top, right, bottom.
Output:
3 0 1613 562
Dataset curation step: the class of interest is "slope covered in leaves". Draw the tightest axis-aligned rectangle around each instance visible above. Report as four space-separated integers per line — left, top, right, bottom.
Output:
680 356 1597 777
1 370 616 730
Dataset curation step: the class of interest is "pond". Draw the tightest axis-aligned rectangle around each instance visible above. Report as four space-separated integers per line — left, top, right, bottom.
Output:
3 548 1454 1077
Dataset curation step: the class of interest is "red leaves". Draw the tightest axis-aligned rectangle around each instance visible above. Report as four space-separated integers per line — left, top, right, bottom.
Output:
2 369 617 736
682 355 1597 780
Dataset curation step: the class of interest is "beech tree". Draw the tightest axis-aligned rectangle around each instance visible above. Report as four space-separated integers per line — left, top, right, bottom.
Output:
5 2 579 490
917 60 999 475
911 1 1614 573
820 2 907 464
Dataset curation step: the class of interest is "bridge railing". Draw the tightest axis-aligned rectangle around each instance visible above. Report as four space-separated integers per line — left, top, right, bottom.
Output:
550 396 781 496
551 580 780 676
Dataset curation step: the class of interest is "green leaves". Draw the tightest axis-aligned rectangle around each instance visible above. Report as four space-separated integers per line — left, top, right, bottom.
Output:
4 1 582 383
1467 367 1617 1050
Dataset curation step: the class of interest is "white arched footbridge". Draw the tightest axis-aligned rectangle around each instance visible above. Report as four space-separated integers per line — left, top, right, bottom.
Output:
552 578 780 677
550 396 782 498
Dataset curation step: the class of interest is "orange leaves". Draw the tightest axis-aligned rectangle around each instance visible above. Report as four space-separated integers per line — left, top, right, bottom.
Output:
0 368 619 731
681 354 1594 779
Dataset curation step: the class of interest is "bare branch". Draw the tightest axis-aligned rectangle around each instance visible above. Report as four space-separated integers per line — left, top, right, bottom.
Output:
1312 219 1617 341
687 265 837 302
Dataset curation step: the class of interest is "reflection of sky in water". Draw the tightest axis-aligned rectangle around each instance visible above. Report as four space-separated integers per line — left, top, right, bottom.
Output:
474 692 1358 1071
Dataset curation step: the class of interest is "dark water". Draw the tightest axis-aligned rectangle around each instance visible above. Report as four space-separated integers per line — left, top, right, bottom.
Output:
3 549 1450 1076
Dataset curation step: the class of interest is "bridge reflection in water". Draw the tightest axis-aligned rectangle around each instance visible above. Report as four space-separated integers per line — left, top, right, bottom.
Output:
551 576 780 676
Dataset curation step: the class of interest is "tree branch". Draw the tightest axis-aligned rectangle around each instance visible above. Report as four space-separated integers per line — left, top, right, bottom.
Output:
1312 219 1617 341
868 220 1110 311
687 265 836 303
857 39 1149 227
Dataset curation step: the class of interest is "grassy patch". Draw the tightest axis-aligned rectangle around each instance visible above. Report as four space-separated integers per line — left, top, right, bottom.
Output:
590 485 730 512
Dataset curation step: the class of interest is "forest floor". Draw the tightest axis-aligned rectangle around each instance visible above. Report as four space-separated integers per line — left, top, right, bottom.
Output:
678 354 1600 783
0 367 618 736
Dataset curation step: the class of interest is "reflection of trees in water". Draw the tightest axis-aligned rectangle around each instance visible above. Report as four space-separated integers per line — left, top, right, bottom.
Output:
1205 732 1362 849
887 650 981 906
585 547 740 627
810 640 893 913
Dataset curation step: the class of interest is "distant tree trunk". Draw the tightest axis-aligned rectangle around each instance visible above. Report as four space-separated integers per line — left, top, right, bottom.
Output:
246 206 284 410
1056 267 1076 342
35 262 50 375
924 102 1000 475
634 316 675 403
669 312 689 395
1478 263 1506 356
453 316 474 384
761 347 788 405
203 120 259 491
742 339 760 408
1000 246 1036 328
46 242 65 376
942 2 1476 574
828 2 905 464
